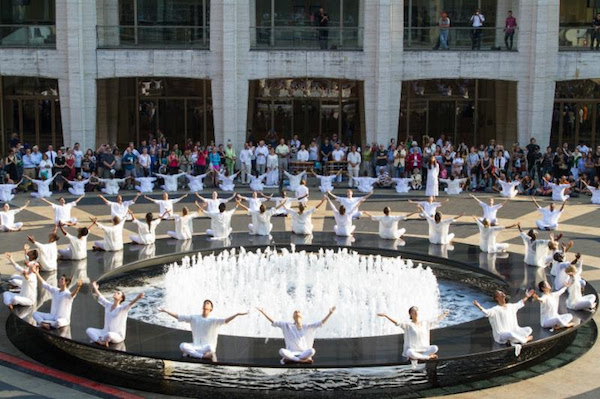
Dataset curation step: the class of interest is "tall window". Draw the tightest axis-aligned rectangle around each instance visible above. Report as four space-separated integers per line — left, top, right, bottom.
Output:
0 0 56 47
559 0 600 50
252 0 362 50
98 0 210 48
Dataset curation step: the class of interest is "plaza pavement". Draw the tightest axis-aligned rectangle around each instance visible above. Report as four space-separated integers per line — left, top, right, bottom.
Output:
0 180 598 398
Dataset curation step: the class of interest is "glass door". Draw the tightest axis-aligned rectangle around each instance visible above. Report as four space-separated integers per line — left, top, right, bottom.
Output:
428 101 455 142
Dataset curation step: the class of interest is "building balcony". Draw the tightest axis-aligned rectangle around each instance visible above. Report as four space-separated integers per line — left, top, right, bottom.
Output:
97 26 209 50
250 26 363 51
0 25 56 48
559 26 600 51
404 27 518 51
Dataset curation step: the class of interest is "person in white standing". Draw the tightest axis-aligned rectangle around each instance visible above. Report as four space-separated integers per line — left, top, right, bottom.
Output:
532 198 566 231
255 141 269 176
331 144 345 183
145 193 188 220
425 157 440 197
239 143 254 184
470 194 507 224
287 196 327 235
41 195 85 226
57 220 95 260
346 145 361 188
363 208 415 240
100 193 141 222
86 281 145 347
158 300 248 360
167 203 203 241
420 209 463 245
0 201 29 232
532 281 574 331
32 270 83 329
257 306 336 364
91 216 126 252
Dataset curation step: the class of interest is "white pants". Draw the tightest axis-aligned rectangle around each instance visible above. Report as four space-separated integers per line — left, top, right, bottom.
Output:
568 295 597 311
58 218 77 225
68 187 85 196
488 243 509 253
241 163 252 184
58 247 75 259
334 224 355 237
3 291 34 307
93 241 119 251
167 230 186 240
497 328 533 345
279 348 316 362
33 311 69 328
86 327 124 344
101 188 119 195
1 222 23 232
536 220 558 231
541 314 573 329
348 166 360 187
248 223 272 236
206 228 232 240
31 191 52 198
180 342 213 358
381 228 406 240
405 345 438 361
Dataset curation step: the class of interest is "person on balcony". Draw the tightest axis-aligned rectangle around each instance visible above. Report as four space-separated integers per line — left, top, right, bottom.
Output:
316 7 330 50
470 9 485 50
504 11 517 50
592 13 600 51
434 11 450 50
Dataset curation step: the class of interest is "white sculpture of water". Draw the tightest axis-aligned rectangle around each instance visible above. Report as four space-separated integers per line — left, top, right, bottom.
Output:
157 246 442 339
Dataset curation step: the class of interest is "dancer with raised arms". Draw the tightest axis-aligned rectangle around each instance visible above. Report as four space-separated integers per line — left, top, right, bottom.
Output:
392 176 412 194
583 181 600 204
271 191 297 216
420 208 463 245
248 173 268 192
287 196 327 235
129 210 167 245
470 194 507 224
553 252 582 291
256 306 336 364
440 176 467 195
352 176 379 193
237 192 272 213
66 175 90 196
27 228 59 271
216 170 239 192
0 201 29 232
409 197 448 218
474 217 517 253
99 193 141 222
328 189 372 219
145 192 188 220
86 281 145 347
518 225 550 267
167 203 203 241
134 176 156 193
3 251 38 309
158 300 248 360
91 216 126 252
496 177 521 198
377 307 449 368
532 281 574 331
0 178 22 202
311 169 343 193
237 201 285 237
41 195 84 226
199 200 239 240
363 208 415 240
154 171 185 192
544 177 571 202
25 173 59 198
95 176 128 195
284 170 307 192
32 270 83 330
186 172 209 193
326 196 365 237
57 220 96 260
196 192 237 213
565 263 597 311
532 198 566 231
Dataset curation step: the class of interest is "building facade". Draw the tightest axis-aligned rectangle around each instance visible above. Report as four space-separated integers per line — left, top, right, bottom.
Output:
0 0 599 154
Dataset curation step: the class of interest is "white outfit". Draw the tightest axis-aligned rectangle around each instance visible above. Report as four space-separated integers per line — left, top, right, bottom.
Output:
66 179 89 196
272 196 296 215
239 149 253 184
152 197 184 219
51 202 78 225
392 178 412 194
266 154 279 186
416 201 441 218
86 295 134 344
33 282 75 328
295 185 309 205
35 241 58 271
538 288 573 329
205 209 236 240
331 204 355 237
297 149 309 162
98 178 126 195
498 180 519 198
156 173 185 192
134 177 156 193
58 233 88 260
478 202 502 224
130 218 161 245
353 176 378 193
347 152 361 187
440 178 466 195
566 275 597 311
0 207 24 232
185 173 208 192
423 213 456 245
0 183 18 202
476 220 508 253
242 197 268 213
167 212 199 240
273 321 322 363
536 207 563 231
30 177 56 198
549 182 570 202
284 171 306 191
178 315 226 358
553 260 579 291
217 171 238 192
249 174 268 192
248 209 276 236
520 233 550 267
315 174 337 193
201 198 229 214
586 185 600 204
426 164 440 197
107 200 135 221
94 220 126 251
396 320 439 361
288 208 317 235
482 300 533 353
2 264 36 307
371 215 407 240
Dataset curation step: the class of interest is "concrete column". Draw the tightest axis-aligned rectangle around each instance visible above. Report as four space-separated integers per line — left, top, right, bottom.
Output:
96 0 120 48
516 0 559 148
494 0 520 48
363 0 403 147
56 0 98 150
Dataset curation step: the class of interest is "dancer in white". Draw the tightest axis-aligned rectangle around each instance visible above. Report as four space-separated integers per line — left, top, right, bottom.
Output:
3 252 38 309
565 263 597 311
66 176 90 196
474 218 517 253
57 220 95 260
238 192 272 213
532 198 566 231
473 290 534 356
440 176 467 195
95 177 128 195
271 191 297 216
353 176 379 193
238 201 282 236
134 176 156 193
145 193 188 220
41 195 84 226
158 300 248 360
425 158 440 197
311 170 342 193
547 234 571 276
544 177 571 202
553 252 582 291
27 229 59 271
91 216 126 252
518 226 551 268
583 181 600 204
0 179 22 202
328 190 372 219
200 200 239 240
470 194 506 224
185 173 209 193
420 209 463 245
287 197 327 235
266 149 279 187
532 281 574 331
86 281 145 346
326 196 364 237
25 173 59 198
0 201 29 232
167 203 202 240
32 270 83 329
248 173 268 192
284 170 307 192
363 208 415 240
257 306 336 364
378 307 449 368
129 211 166 245
155 172 186 192
409 197 448 218
295 179 310 206
196 192 237 213
99 193 141 222
496 178 520 199
392 176 412 194
216 170 239 192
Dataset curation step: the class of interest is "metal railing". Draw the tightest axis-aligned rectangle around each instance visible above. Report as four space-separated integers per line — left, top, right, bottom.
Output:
0 24 56 48
404 27 518 51
250 26 363 50
559 26 600 51
97 26 209 49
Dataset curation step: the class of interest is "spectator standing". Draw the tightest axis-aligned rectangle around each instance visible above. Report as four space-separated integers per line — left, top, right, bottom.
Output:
276 139 290 179
435 11 450 50
504 11 517 50
73 143 83 175
224 142 237 176
239 143 253 184
470 9 485 50
347 145 361 187
255 141 269 175
138 147 151 177
316 7 330 50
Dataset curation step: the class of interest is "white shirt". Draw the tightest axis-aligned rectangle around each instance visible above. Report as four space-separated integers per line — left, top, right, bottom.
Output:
35 241 58 271
417 201 441 217
273 321 322 352
538 208 562 227
11 263 37 303
155 198 183 217
498 180 519 198
255 146 269 165
371 215 407 240
470 13 485 27
202 198 228 214
332 149 345 162
73 150 83 168
478 203 502 223
173 212 198 240
295 185 309 204
239 149 253 165
249 209 275 236
0 209 21 228
347 151 361 167
97 295 133 339
289 208 316 235
549 183 570 202
42 282 75 325
178 315 226 349
423 214 455 245
476 221 505 253
207 209 236 239
332 209 354 236
109 200 134 220
440 178 466 195
539 288 567 326
396 320 435 358
244 197 268 213
97 220 126 251
138 153 151 169
520 233 550 267
132 219 161 244
52 203 77 224
296 149 309 162
482 301 530 345
65 233 87 260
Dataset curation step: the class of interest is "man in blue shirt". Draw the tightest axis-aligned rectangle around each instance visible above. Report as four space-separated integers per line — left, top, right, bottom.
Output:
122 146 137 189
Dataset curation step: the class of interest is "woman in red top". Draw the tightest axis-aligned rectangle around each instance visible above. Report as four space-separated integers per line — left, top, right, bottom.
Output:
65 148 76 180
167 150 179 175
195 147 208 175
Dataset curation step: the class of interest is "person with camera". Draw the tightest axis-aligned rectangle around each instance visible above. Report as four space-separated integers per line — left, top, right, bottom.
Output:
470 9 485 50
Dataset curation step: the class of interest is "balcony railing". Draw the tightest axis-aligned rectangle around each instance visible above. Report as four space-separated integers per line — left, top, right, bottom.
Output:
559 26 600 51
404 27 518 51
97 26 209 49
250 26 363 50
0 24 56 48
